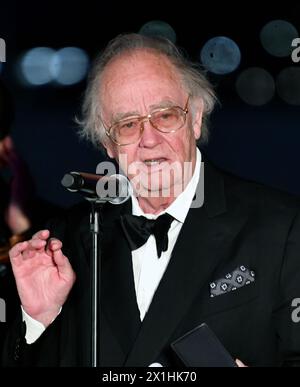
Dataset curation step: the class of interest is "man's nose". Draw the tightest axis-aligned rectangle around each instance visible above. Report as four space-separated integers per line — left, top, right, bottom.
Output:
139 120 162 147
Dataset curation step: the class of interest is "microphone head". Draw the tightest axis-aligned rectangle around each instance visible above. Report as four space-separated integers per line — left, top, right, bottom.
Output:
61 171 131 204
96 174 132 205
61 172 84 191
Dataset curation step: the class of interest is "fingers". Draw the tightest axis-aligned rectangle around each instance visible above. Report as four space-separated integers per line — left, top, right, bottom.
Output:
10 230 64 264
32 231 63 253
53 249 74 280
9 241 29 259
9 241 29 268
10 239 46 263
32 229 50 241
30 230 51 256
22 238 48 260
47 238 63 251
45 238 63 257
29 238 47 250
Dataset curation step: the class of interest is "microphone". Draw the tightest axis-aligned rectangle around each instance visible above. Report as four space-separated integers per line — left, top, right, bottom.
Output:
61 171 131 205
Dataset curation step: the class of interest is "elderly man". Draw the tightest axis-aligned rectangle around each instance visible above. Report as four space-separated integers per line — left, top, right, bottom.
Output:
3 34 300 367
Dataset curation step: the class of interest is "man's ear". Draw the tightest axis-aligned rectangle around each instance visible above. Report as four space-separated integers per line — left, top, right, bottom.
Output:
103 140 116 159
192 98 204 140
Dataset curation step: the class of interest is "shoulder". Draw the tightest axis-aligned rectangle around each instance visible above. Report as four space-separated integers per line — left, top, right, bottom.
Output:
205 159 300 213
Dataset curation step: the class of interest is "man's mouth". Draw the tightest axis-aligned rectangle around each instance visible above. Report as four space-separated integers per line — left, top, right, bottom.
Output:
143 158 168 166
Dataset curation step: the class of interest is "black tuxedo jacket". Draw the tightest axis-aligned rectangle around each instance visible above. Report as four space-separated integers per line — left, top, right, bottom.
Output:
2 160 300 367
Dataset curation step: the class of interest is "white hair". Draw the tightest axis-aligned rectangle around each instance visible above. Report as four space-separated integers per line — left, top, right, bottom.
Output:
78 33 217 149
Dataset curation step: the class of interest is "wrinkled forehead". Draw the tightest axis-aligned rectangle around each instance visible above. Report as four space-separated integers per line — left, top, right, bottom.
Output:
102 49 181 82
102 51 183 94
99 50 185 116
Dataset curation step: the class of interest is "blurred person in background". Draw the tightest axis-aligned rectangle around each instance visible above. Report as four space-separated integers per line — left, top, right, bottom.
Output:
0 77 61 357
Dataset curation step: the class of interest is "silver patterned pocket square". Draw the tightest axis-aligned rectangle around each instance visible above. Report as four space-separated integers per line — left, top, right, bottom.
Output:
210 266 255 298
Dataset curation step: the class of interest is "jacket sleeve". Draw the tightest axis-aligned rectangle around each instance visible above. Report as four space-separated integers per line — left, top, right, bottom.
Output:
274 211 300 366
1 308 62 367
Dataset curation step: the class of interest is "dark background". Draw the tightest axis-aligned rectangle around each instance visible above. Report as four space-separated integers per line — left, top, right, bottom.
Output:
0 1 299 207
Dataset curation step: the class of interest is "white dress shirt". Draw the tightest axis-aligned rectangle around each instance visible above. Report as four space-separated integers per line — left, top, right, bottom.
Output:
131 149 201 320
23 149 201 343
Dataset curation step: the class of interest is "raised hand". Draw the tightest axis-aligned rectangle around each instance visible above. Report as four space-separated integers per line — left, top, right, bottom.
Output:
9 229 76 327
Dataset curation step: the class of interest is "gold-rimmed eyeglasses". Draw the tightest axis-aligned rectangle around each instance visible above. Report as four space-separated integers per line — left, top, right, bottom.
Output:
105 95 190 146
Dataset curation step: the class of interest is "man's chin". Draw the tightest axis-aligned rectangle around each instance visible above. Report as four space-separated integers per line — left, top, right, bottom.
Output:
132 180 185 199
128 160 188 198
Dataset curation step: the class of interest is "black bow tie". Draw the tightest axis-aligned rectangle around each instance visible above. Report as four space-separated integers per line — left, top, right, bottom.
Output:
120 213 174 258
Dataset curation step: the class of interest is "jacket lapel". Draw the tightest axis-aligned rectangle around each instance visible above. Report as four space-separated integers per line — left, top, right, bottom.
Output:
124 161 249 366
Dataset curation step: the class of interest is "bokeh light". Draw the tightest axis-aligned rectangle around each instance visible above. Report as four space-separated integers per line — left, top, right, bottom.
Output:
260 20 299 57
50 47 89 86
139 20 176 43
20 47 56 86
200 36 241 75
277 67 300 105
236 67 275 106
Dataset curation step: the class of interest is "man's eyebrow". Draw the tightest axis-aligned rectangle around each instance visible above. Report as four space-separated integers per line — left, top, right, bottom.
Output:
112 100 178 122
149 100 177 110
112 111 141 122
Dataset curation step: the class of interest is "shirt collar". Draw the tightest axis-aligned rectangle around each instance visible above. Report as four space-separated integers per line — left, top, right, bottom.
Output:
131 148 201 223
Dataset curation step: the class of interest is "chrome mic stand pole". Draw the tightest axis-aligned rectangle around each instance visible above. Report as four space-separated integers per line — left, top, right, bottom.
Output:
61 172 131 368
88 199 103 368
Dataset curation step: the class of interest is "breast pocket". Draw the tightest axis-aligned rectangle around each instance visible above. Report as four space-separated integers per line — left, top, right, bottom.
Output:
200 281 259 318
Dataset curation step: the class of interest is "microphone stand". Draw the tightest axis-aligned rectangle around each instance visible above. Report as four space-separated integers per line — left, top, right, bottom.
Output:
61 172 131 367
87 198 104 368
